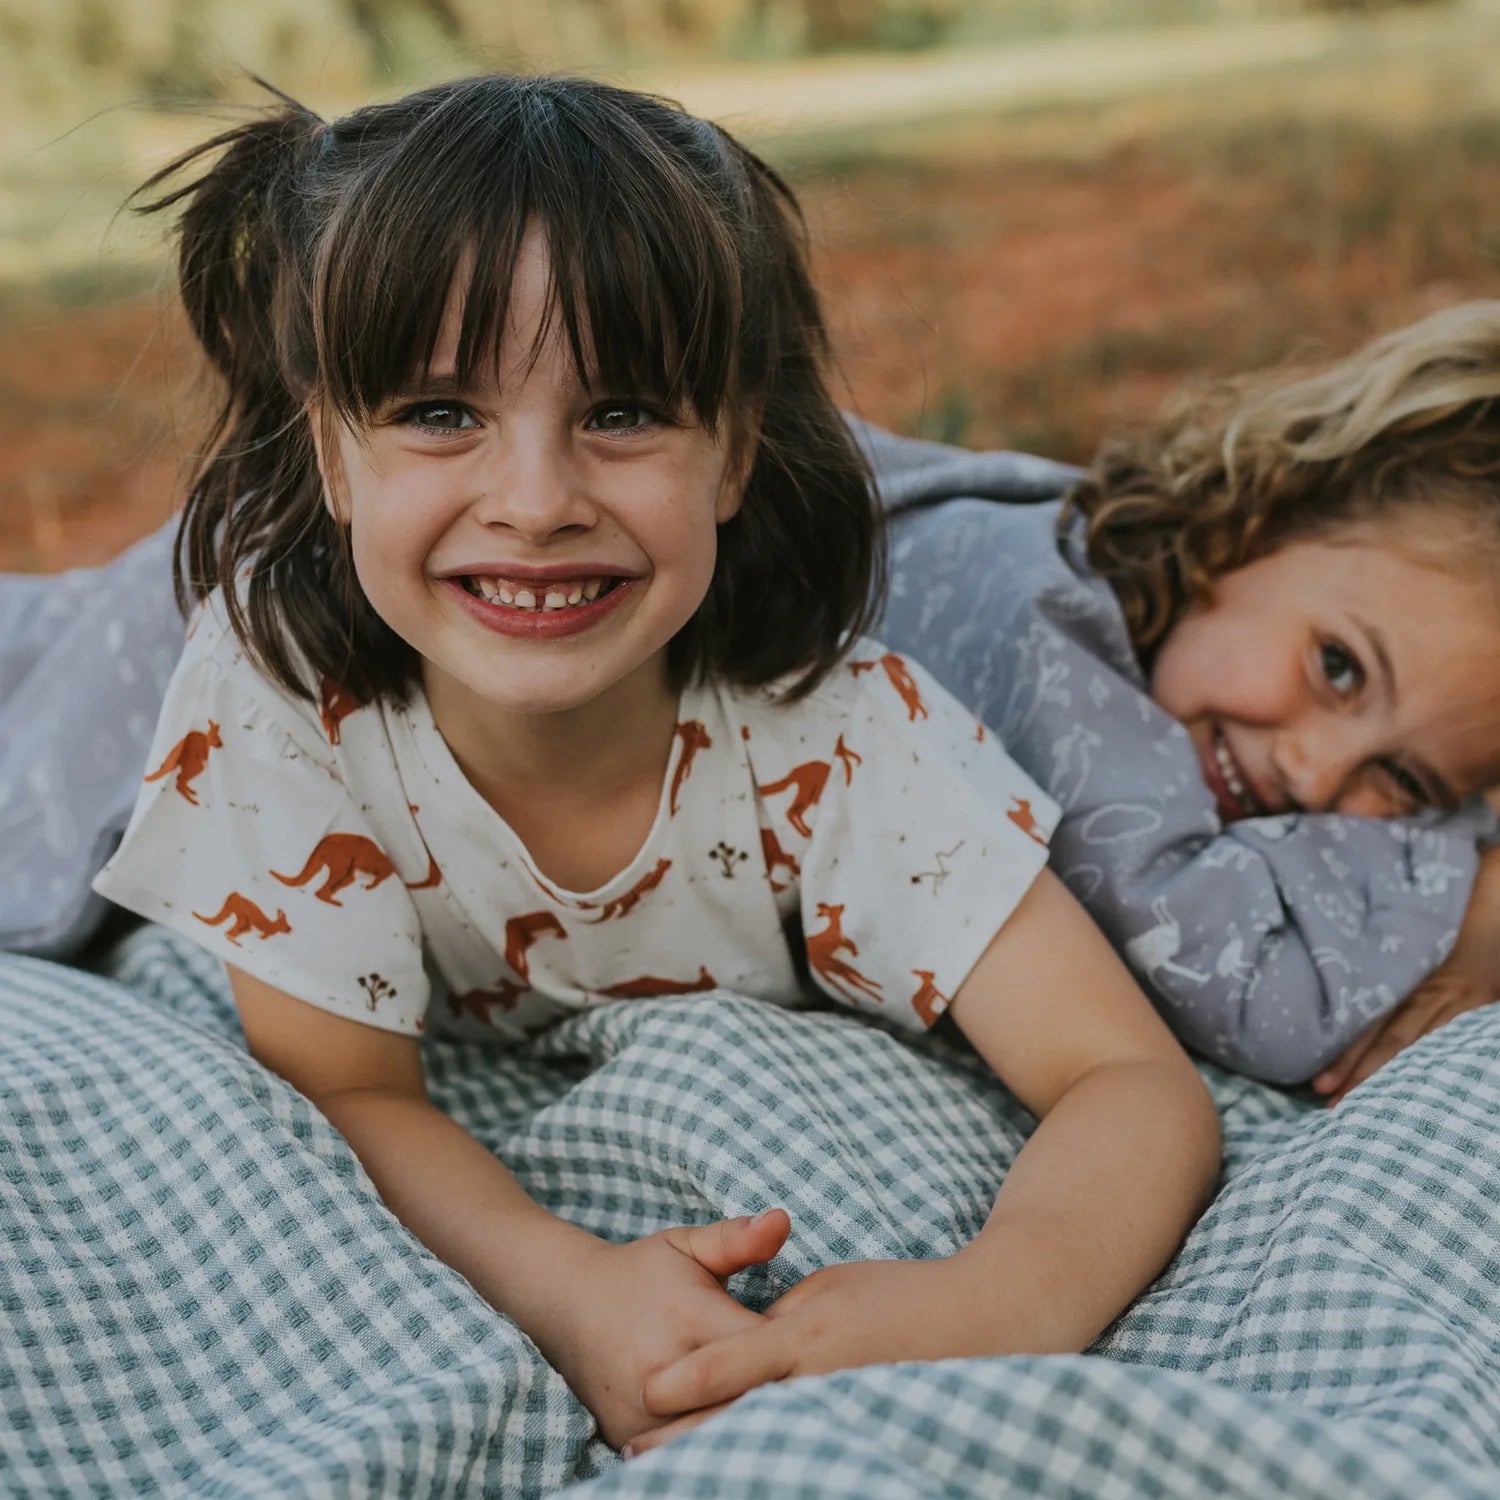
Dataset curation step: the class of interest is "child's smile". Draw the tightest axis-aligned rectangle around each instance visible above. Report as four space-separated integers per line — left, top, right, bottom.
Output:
439 567 635 640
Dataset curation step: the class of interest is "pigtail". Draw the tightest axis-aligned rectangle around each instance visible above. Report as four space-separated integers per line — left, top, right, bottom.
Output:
131 85 339 699
683 132 885 700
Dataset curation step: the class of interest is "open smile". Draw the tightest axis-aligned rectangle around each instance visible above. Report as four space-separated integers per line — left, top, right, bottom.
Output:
438 572 637 639
1203 725 1267 821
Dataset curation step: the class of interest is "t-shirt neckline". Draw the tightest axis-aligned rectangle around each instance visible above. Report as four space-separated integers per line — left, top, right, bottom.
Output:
397 678 706 905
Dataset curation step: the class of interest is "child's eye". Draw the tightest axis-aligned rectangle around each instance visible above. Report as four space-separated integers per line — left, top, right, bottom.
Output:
585 403 661 434
1320 642 1363 696
1379 760 1430 811
397 402 480 433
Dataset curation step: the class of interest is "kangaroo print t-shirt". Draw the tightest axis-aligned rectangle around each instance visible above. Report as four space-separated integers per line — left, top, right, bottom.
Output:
94 595 1058 1041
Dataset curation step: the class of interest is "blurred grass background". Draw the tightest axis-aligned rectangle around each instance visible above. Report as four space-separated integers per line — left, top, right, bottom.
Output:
2 0 1498 569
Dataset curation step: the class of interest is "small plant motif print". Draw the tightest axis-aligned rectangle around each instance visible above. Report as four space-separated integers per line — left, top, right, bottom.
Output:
358 973 396 1011
710 841 749 878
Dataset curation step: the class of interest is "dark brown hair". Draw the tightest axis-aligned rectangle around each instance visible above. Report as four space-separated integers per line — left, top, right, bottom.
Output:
1062 300 1500 658
135 74 883 703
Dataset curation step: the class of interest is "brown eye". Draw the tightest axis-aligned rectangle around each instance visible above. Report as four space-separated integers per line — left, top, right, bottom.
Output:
401 402 478 432
1320 642 1362 696
1381 761 1429 810
586 403 658 433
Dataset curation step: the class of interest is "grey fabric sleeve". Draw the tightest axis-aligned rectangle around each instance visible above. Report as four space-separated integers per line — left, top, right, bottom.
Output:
867 435 1495 1086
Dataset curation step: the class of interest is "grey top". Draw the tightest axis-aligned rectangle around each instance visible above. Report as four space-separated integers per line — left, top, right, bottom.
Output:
861 419 1496 1084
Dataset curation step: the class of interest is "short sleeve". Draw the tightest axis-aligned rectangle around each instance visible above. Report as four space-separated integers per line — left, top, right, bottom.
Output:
92 630 429 1036
795 649 1058 1032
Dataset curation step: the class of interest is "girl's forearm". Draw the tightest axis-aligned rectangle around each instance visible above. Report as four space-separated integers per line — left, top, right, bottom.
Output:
316 1087 601 1332
952 1057 1220 1353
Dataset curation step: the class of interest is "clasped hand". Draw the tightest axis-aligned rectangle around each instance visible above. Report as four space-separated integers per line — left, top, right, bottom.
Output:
534 1208 796 1452
625 1252 986 1457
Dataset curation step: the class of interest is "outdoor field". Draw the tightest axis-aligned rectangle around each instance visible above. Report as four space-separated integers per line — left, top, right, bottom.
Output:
3 0 1499 572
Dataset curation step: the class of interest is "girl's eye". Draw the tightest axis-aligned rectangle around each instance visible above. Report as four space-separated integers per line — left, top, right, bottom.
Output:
1379 761 1430 811
586 403 660 434
1319 642 1363 697
399 402 479 433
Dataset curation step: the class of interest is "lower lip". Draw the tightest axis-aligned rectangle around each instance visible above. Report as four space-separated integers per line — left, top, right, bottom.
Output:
438 577 635 639
1201 727 1253 822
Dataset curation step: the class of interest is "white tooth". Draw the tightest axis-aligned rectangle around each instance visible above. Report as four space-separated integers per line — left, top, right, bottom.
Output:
514 589 537 609
475 577 498 601
544 590 567 610
567 587 583 606
583 580 601 600
498 585 515 605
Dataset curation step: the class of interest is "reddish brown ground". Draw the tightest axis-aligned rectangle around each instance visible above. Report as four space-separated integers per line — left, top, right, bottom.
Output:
5 125 1499 572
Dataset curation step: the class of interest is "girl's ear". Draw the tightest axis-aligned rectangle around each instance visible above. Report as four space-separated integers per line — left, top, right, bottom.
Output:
307 400 350 525
715 411 762 525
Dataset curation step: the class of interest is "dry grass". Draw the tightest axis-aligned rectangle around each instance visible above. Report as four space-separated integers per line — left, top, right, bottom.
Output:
4 9 1500 569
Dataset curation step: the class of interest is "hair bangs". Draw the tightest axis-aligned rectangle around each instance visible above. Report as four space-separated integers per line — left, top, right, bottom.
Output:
315 77 749 434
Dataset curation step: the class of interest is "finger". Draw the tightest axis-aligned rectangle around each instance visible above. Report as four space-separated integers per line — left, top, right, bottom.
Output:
621 1401 736 1459
641 1322 795 1417
672 1209 791 1282
1313 1018 1386 1095
1329 1007 1448 1105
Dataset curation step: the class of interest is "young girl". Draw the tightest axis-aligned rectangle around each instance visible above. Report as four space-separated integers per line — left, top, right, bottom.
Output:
88 76 1218 1456
874 301 1500 1096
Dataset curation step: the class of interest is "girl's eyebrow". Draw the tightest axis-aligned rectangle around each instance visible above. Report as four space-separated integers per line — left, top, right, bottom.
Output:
1350 614 1396 706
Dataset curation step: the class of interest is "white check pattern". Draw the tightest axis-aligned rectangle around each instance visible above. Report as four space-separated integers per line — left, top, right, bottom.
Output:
2 924 1498 1497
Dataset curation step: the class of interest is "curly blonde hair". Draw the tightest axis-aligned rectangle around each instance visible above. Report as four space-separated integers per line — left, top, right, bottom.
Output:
1061 300 1500 658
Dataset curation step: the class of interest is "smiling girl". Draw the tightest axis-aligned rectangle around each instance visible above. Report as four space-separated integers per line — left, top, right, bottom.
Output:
88 76 1217 1455
876 302 1500 1093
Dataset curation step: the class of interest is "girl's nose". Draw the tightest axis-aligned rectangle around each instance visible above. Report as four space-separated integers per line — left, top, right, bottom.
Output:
470 434 595 540
1270 721 1367 814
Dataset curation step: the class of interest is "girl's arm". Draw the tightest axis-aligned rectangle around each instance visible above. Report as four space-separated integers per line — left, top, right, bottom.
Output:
228 966 787 1452
631 870 1219 1447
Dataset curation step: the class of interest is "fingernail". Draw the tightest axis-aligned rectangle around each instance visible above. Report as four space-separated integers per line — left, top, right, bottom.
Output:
621 1444 635 1461
751 1209 777 1225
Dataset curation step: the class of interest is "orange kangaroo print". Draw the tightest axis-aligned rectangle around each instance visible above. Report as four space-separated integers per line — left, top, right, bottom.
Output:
272 833 396 905
600 965 718 999
449 978 527 1025
144 720 223 806
193 892 291 946
503 911 568 984
1006 796 1049 847
850 653 929 721
669 720 712 816
319 678 365 745
806 902 883 1005
760 826 801 892
583 858 672 923
759 736 858 839
908 969 950 1027
760 759 829 839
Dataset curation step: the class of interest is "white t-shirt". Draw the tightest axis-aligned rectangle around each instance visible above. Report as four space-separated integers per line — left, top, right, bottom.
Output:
95 597 1058 1041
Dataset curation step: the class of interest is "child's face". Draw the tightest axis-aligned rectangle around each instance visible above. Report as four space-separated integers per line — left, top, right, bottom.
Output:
1149 525 1500 822
318 227 744 722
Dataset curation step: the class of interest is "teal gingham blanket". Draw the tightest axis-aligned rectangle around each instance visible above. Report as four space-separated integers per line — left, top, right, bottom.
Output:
3 924 1499 1497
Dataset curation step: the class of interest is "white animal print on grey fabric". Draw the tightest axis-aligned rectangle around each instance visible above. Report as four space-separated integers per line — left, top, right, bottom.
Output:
1 523 184 956
857 418 1499 1086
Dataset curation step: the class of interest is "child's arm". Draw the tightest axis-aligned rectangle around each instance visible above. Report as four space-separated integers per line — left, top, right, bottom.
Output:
631 869 1219 1450
229 966 788 1452
1313 842 1500 1102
